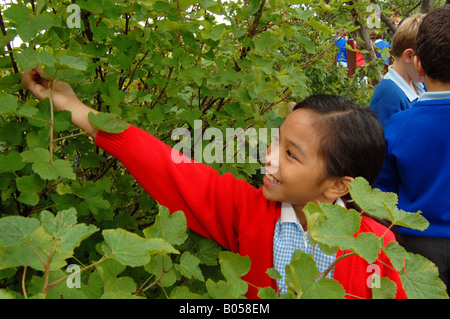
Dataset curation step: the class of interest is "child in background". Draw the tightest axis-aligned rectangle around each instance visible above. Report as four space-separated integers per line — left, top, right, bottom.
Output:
369 13 426 127
334 28 348 67
374 5 450 292
370 30 391 65
21 68 406 298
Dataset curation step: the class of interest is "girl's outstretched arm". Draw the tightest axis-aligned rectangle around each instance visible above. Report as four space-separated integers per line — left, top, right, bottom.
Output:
21 67 100 138
21 68 267 251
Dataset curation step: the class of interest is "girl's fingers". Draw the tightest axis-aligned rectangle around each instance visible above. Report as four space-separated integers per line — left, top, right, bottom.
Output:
21 69 50 99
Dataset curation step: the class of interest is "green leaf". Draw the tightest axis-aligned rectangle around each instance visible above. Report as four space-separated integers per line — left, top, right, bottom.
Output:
88 112 129 133
0 224 70 271
21 147 50 163
254 32 277 53
102 228 178 267
170 286 203 299
0 93 18 115
257 286 278 299
400 253 449 299
201 24 227 41
16 174 46 206
266 267 282 280
34 160 76 180
384 241 448 298
218 251 250 298
206 279 234 299
296 35 315 54
39 208 98 252
28 268 89 299
285 250 345 299
371 276 397 299
219 251 251 280
0 151 26 173
0 209 96 272
21 148 76 180
0 74 21 90
350 177 429 230
143 205 188 246
103 276 136 295
72 182 111 216
58 55 88 71
0 289 15 299
383 203 429 231
383 241 409 270
15 47 40 70
0 216 40 247
100 291 144 299
349 177 398 220
353 232 381 264
307 18 334 35
195 238 222 266
304 203 360 248
175 251 204 282
145 254 177 287
304 202 381 263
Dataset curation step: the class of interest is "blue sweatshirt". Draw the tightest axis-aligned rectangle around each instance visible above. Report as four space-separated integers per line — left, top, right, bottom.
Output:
374 92 450 238
370 66 425 128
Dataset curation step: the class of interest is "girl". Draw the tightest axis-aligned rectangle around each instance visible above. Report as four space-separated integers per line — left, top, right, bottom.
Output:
21 68 406 299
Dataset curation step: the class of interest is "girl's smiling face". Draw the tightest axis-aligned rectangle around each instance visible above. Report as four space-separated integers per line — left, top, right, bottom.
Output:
263 108 340 213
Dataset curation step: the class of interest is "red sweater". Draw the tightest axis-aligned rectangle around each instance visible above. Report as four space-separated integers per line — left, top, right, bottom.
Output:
95 125 407 299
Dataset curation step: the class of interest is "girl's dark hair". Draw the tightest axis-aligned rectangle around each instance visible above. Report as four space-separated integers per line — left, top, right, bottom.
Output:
293 95 393 231
293 94 385 185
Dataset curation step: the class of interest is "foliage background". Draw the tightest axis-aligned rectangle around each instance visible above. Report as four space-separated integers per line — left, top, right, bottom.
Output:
0 0 448 299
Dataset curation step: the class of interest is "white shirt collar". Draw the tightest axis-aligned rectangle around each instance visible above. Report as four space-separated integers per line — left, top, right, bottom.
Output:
383 65 425 102
280 198 347 225
418 91 450 101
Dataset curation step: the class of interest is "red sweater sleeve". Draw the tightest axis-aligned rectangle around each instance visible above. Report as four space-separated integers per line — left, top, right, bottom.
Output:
95 125 260 251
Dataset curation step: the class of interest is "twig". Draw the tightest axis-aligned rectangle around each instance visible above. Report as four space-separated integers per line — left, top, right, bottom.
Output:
42 248 56 295
150 67 174 109
317 251 356 281
48 86 55 164
136 272 165 295
25 237 47 269
22 266 28 299
46 256 108 290
53 131 87 142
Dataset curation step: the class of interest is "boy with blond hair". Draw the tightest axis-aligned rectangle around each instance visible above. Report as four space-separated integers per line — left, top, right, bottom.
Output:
369 13 426 127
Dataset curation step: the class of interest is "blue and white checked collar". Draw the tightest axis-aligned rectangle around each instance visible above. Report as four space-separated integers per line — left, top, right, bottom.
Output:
273 199 346 295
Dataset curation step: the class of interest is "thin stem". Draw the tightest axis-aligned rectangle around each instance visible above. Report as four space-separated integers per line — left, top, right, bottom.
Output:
317 251 356 281
46 256 108 290
21 114 52 126
48 86 55 164
42 248 56 296
22 266 28 299
53 131 87 142
24 237 47 269
136 271 165 295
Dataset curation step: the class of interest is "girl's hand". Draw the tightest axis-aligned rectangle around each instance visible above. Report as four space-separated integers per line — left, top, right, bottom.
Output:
21 67 100 138
21 67 81 112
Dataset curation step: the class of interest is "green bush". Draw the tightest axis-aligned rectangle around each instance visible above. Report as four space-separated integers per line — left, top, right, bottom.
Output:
0 0 446 299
